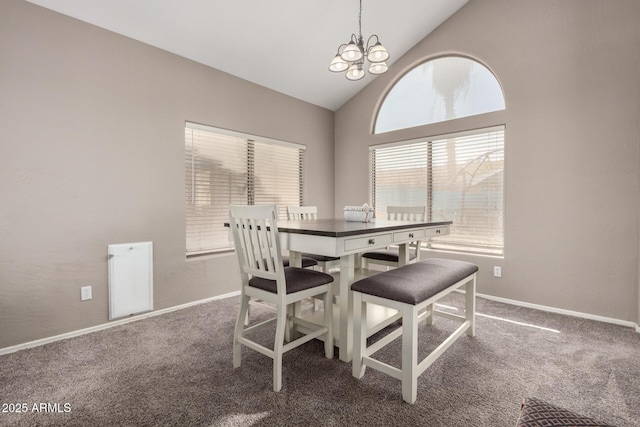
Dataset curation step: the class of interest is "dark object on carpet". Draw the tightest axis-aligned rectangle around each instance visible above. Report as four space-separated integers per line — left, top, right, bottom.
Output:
516 397 616 427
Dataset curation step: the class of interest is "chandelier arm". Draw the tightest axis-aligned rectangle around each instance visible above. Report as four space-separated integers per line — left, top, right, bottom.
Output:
366 34 380 51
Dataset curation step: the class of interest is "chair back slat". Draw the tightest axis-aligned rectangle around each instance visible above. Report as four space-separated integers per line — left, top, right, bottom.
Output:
229 205 283 285
387 206 426 221
286 205 318 220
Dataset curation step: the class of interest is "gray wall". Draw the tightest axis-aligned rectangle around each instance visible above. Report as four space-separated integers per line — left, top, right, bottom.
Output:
335 0 640 324
0 0 335 348
2 0 639 350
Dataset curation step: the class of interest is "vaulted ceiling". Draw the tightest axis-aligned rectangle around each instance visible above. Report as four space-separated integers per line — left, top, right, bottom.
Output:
26 0 468 111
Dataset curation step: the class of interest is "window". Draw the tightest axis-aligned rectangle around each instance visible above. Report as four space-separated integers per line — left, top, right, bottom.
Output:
375 56 505 134
371 56 505 255
370 126 505 256
185 122 304 255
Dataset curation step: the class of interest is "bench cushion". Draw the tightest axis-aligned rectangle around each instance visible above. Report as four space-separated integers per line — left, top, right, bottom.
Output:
515 398 614 427
351 258 478 305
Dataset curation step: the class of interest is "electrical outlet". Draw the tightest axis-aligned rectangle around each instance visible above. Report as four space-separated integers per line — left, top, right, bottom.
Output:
81 286 92 301
493 266 502 278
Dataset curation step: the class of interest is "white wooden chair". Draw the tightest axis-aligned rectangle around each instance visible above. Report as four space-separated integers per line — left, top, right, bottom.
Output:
229 205 333 392
286 206 340 273
287 206 341 312
361 206 426 270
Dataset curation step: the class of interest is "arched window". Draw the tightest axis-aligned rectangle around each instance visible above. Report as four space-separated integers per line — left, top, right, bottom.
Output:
374 56 505 134
370 56 506 256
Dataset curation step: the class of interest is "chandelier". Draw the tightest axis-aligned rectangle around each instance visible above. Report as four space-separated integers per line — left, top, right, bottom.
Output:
328 0 390 81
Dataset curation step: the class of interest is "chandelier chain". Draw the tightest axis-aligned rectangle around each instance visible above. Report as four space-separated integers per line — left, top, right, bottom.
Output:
358 0 362 38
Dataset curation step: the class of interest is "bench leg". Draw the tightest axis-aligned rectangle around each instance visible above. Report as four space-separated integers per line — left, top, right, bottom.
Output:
401 304 418 404
352 291 366 379
465 275 476 337
424 303 435 326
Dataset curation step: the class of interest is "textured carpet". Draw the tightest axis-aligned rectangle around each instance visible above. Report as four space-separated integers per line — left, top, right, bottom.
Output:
1 294 638 426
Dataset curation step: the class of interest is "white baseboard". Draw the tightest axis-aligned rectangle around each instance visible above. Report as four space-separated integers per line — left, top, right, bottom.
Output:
0 291 240 356
477 293 639 332
2 290 638 356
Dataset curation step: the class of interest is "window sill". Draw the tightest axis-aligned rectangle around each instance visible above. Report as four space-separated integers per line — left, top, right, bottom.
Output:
422 247 504 260
186 249 235 262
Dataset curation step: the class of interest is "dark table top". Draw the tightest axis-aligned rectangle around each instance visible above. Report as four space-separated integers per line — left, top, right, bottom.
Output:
275 218 452 238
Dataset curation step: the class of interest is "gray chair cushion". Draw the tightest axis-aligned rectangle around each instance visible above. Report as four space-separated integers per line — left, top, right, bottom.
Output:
281 256 318 268
361 248 417 262
350 258 478 305
249 267 334 294
515 398 614 427
302 252 340 263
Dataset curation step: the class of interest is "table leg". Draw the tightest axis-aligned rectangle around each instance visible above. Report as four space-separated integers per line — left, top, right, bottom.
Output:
288 251 302 268
354 253 362 270
398 243 410 267
338 253 355 362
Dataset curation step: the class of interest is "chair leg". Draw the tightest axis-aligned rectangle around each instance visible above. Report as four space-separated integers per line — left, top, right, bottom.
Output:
465 276 476 337
352 292 366 379
273 304 287 392
401 305 418 404
234 294 250 368
323 291 334 359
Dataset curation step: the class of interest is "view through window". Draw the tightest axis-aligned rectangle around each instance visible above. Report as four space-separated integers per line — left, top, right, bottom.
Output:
372 56 505 256
375 56 505 134
370 127 505 256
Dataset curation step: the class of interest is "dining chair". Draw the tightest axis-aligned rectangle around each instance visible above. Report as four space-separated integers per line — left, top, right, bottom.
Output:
274 207 318 269
229 205 334 392
286 205 341 312
286 206 340 273
361 206 426 270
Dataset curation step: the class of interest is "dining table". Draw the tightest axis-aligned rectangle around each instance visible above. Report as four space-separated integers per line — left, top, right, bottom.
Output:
275 218 452 362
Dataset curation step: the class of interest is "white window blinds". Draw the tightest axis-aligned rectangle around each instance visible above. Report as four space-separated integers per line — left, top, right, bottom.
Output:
185 123 304 255
370 126 505 256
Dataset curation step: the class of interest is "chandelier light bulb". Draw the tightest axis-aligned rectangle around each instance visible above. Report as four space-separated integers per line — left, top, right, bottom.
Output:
329 54 349 72
368 61 388 75
346 63 365 81
367 42 389 63
341 41 363 62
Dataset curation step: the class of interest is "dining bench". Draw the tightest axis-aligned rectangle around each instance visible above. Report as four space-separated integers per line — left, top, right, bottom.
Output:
351 258 478 404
